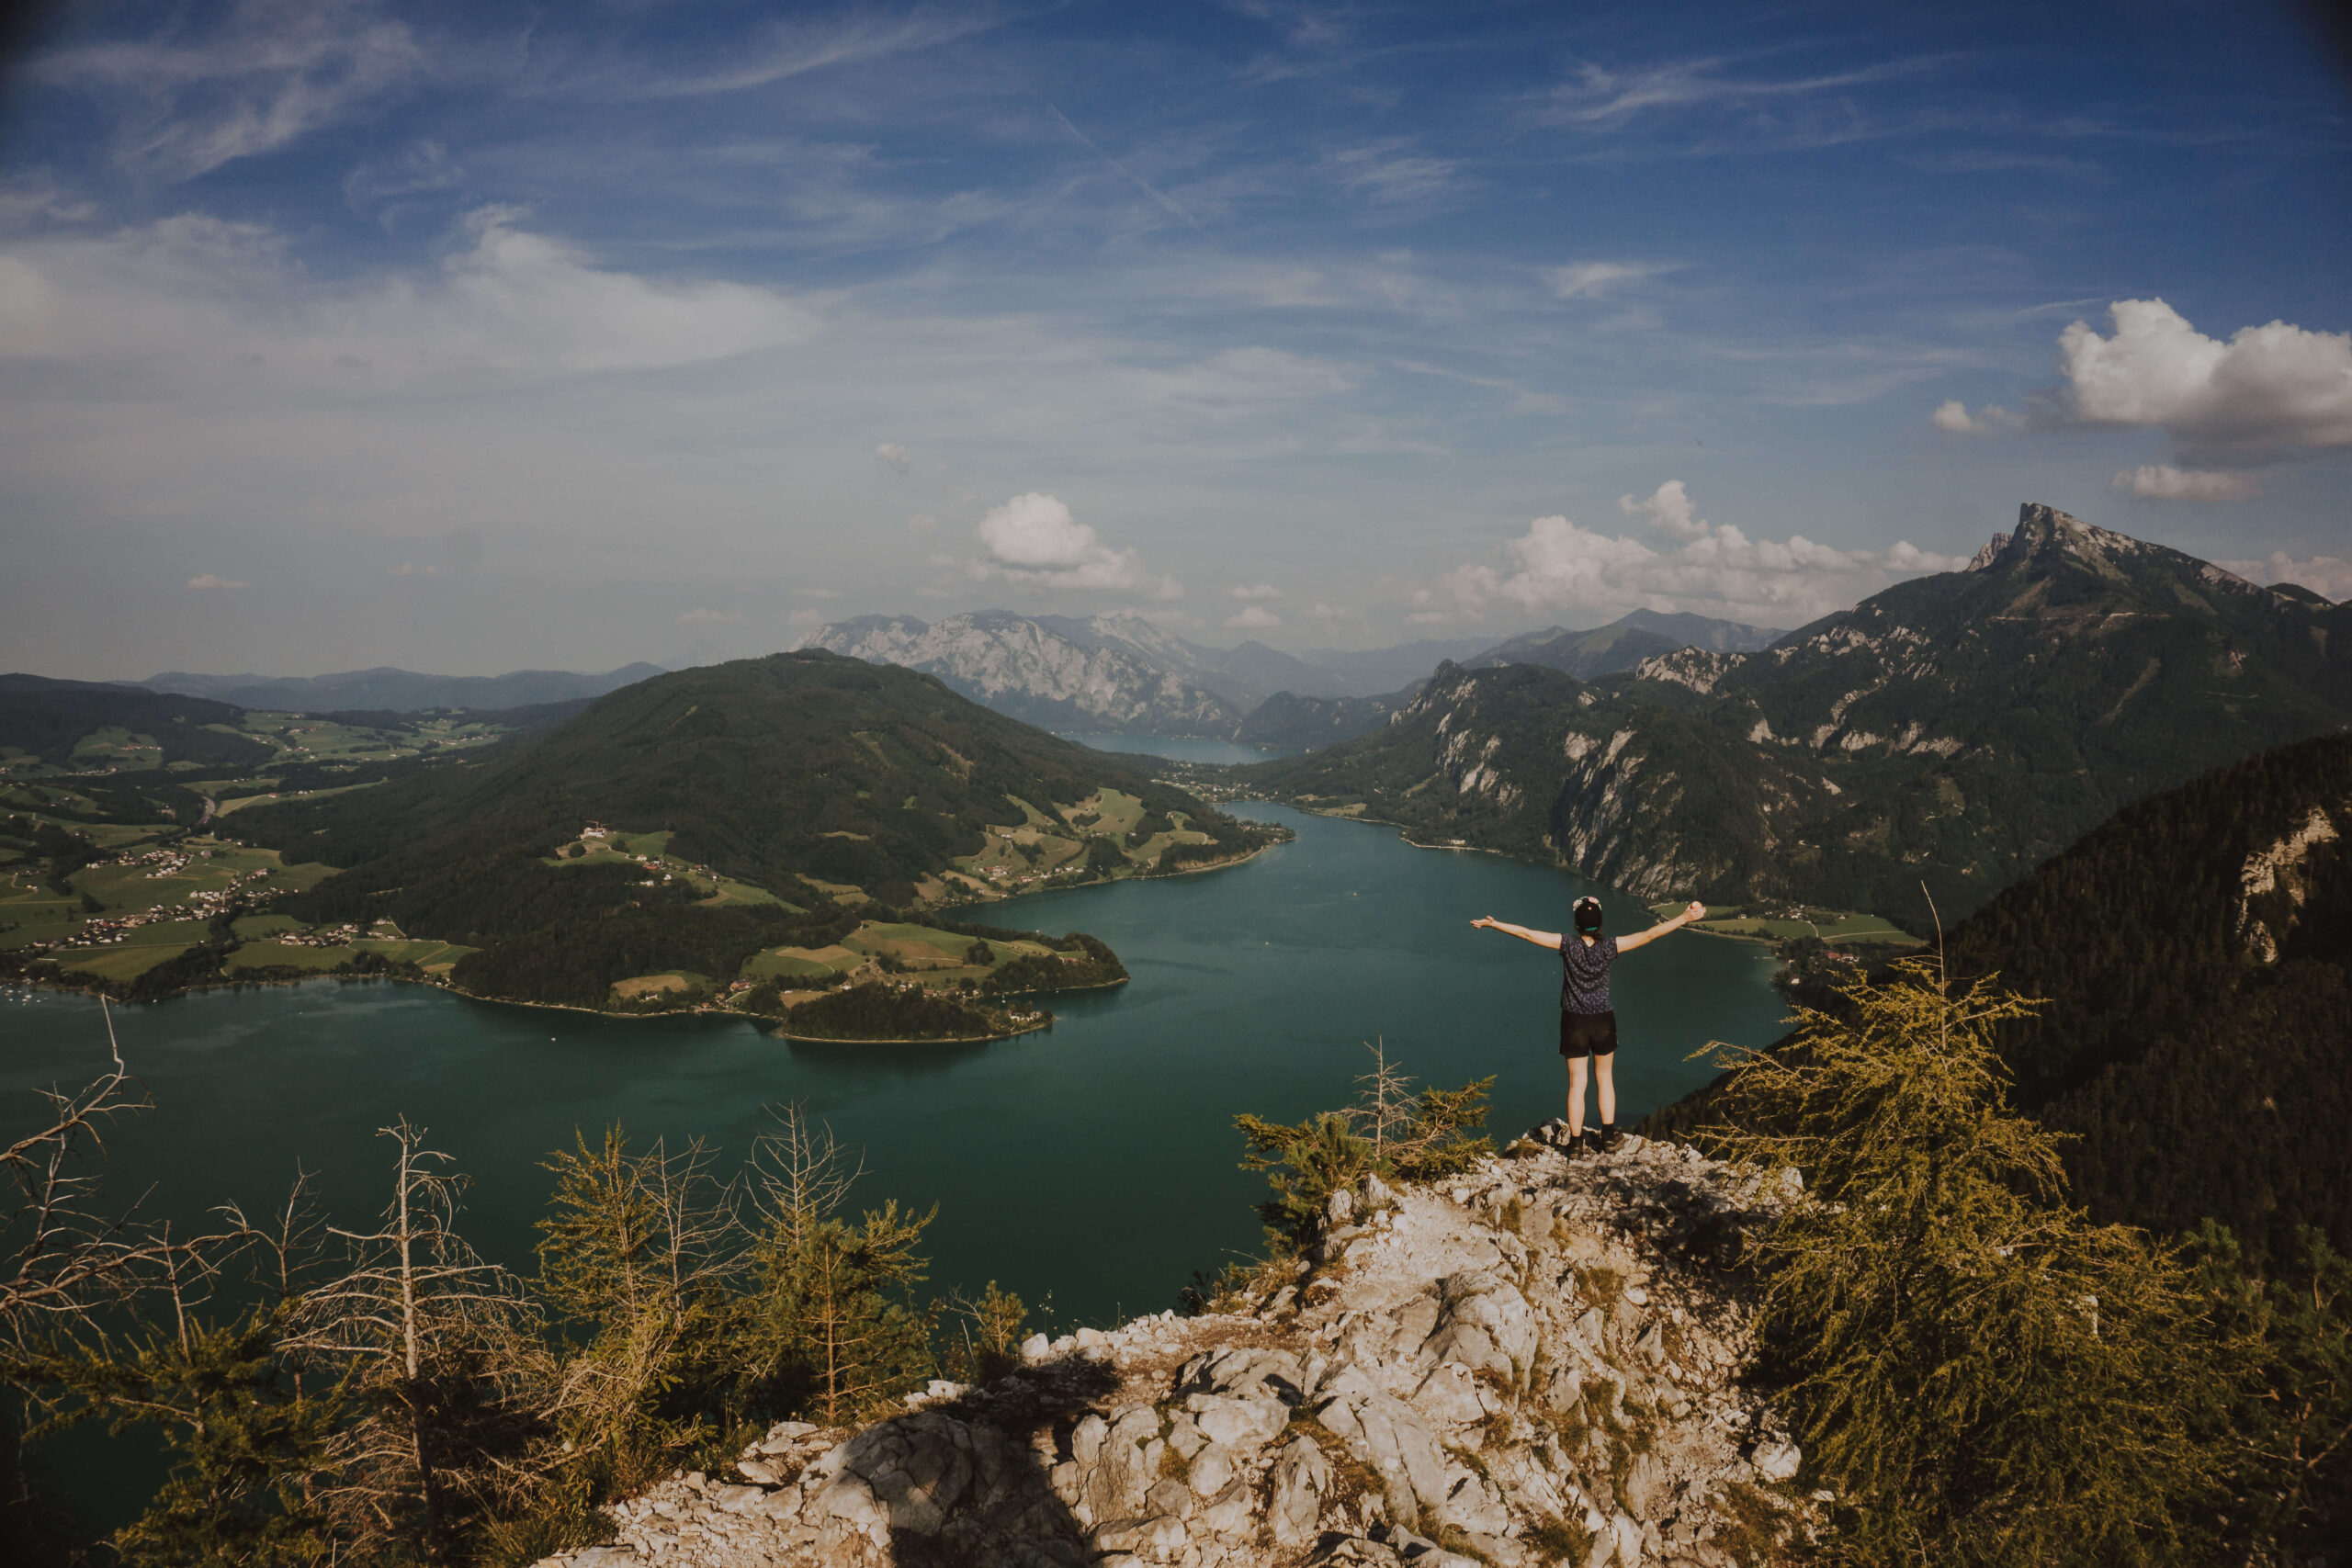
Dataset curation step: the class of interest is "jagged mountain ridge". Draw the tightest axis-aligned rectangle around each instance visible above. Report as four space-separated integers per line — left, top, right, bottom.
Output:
143 662 668 713
800 613 1244 738
804 610 1785 746
1241 504 2352 923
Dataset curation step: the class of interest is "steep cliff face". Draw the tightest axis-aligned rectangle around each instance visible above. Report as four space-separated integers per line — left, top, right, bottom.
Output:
802 613 1242 737
536 1131 1809 1568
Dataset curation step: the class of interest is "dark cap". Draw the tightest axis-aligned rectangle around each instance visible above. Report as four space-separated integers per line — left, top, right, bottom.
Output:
1572 896 1604 933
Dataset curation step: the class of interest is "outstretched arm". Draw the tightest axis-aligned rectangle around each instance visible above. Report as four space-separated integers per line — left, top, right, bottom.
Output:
1470 916 1562 950
1616 901 1708 953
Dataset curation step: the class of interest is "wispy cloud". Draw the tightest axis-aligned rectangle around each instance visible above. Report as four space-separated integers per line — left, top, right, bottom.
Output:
624 7 1004 99
1540 53 1950 128
1321 139 1466 210
40 0 434 180
1043 101 1202 230
1546 260 1678 299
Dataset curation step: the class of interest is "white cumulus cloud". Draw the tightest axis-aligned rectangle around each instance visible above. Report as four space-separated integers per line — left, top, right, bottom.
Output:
1433 482 1964 627
1230 582 1281 600
873 442 911 473
2216 551 2352 603
1931 399 2022 434
970 491 1174 595
187 572 248 589
1223 604 1282 629
2110 464 2258 502
2057 299 2352 462
1618 479 1708 540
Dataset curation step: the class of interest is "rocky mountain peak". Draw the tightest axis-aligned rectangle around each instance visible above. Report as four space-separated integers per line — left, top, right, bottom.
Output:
538 1128 1811 1568
1968 502 2152 574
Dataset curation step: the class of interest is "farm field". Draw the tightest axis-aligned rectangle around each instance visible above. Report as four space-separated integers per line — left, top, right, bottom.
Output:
543 827 800 909
0 809 473 997
1654 902 1925 948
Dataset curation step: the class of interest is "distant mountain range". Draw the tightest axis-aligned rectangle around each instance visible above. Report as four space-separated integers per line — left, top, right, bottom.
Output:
1241 503 2352 923
141 663 668 713
0 674 272 771
799 613 1243 737
800 608 1781 745
1463 607 1781 679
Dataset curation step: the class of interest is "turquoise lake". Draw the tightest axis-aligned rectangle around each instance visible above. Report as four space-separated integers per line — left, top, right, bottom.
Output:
0 804 1787 1335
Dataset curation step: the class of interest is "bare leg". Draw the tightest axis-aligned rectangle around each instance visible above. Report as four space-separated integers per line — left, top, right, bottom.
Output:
1566 1055 1589 1137
1595 1052 1618 1129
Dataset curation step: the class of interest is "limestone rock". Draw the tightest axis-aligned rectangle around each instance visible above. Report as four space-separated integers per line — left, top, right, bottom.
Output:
538 1127 1811 1568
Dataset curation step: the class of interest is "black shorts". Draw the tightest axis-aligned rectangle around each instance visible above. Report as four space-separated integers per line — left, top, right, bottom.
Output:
1560 1010 1618 1060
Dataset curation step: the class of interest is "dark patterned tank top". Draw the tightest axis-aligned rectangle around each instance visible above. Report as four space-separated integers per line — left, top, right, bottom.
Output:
1560 934 1618 1014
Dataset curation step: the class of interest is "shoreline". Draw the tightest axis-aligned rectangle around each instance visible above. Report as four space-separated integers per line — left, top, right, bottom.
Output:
1269 800 1918 953
7 824 1281 1023
8 964 1130 1043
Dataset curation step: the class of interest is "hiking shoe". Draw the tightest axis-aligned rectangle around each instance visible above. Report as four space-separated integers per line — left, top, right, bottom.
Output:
1599 1123 1622 1149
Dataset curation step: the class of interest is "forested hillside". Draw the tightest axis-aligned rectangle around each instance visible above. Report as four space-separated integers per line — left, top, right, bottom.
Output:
224 651 1277 1010
0 674 273 770
1638 730 2352 1268
1240 504 2352 923
1940 731 2352 1266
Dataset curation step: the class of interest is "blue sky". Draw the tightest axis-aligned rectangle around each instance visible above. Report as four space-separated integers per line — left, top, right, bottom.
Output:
2 0 2347 678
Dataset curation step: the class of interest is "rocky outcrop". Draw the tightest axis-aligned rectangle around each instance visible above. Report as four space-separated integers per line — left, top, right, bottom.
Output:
537 1131 1810 1568
801 613 1240 738
2237 802 2344 963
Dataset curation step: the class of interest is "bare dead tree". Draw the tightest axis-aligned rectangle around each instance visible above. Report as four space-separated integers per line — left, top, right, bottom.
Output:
290 1119 541 1565
746 1103 863 1255
0 1002 264 1371
1349 1038 1417 1163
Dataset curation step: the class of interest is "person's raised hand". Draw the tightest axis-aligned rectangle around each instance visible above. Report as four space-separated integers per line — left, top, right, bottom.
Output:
1684 901 1706 920
1471 916 1493 930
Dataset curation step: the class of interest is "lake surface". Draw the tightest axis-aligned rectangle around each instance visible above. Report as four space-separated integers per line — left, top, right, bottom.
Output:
2 804 1784 1425
1059 733 1304 764
1 806 1787 1319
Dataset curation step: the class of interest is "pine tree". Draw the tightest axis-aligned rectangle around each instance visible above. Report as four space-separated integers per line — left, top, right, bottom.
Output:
1697 958 2223 1566
737 1107 935 1425
533 1125 742 1490
1235 1043 1493 1249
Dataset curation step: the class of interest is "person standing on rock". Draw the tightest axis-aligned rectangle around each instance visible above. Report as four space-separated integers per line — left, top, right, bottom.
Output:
1471 895 1707 1151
